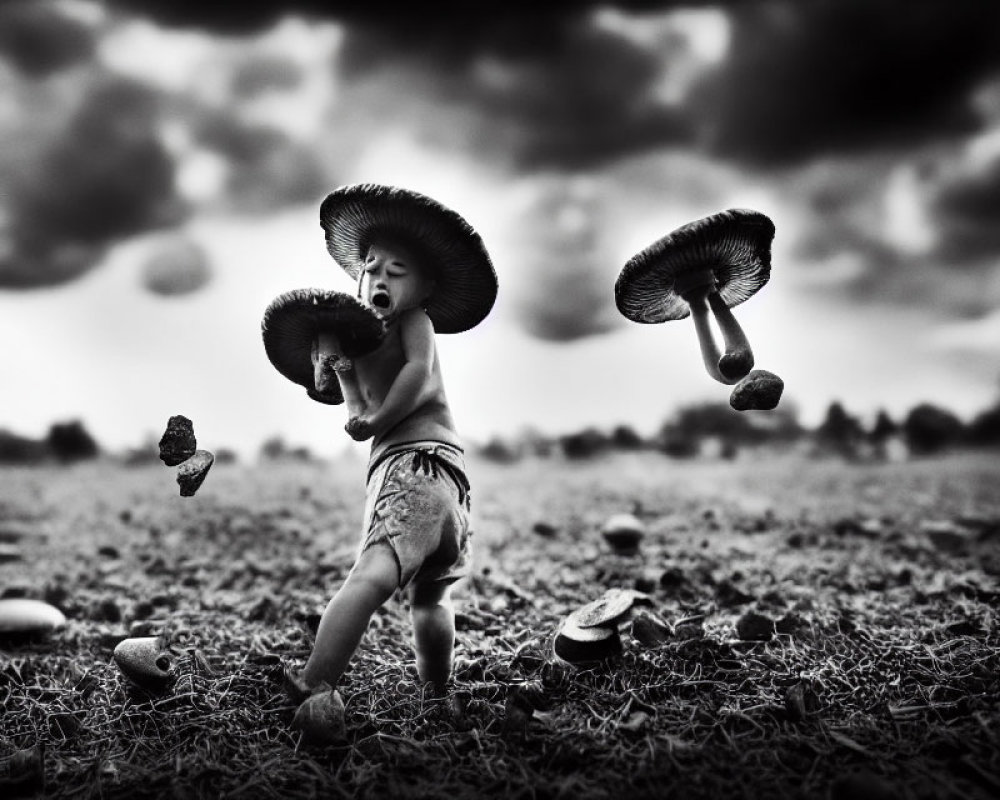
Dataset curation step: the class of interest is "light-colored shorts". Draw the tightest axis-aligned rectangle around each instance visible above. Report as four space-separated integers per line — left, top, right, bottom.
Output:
359 440 472 589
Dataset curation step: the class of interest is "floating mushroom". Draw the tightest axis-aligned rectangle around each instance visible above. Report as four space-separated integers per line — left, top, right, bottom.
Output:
565 588 651 630
113 636 173 692
290 687 347 746
177 450 215 497
552 619 623 666
261 289 386 405
615 208 775 385
600 513 646 555
0 598 66 643
158 415 197 466
730 369 784 411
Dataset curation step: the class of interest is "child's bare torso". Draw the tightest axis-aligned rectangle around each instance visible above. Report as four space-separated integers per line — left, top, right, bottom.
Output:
347 322 460 461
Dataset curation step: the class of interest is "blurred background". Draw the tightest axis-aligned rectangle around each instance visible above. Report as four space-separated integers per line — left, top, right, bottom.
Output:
1 0 999 464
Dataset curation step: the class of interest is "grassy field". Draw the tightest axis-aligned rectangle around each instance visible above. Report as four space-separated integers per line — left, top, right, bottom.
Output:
2 451 999 799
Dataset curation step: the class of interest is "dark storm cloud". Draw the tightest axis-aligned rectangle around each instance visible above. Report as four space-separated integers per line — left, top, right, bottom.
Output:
0 1 95 77
193 113 327 212
928 153 1000 262
690 0 1000 166
0 77 187 289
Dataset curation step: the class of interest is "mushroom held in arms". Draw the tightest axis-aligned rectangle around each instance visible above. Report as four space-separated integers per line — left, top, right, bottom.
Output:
261 289 386 405
615 209 775 385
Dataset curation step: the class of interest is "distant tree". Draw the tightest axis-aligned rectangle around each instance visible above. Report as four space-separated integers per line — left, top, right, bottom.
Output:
869 409 898 443
46 420 99 461
215 448 239 464
610 424 644 450
0 429 47 463
259 436 288 461
903 403 965 454
815 401 865 457
967 403 1000 447
559 427 609 459
477 437 520 463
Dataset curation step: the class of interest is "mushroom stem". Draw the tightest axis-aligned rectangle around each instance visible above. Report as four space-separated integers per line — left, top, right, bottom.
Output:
312 331 350 396
687 296 737 385
708 291 754 381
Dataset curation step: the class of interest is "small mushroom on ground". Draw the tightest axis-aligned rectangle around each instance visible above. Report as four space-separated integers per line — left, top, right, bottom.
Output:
290 686 347 746
565 588 651 629
176 450 215 497
601 513 646 555
552 619 623 666
730 369 784 411
261 289 386 405
615 208 775 385
158 415 197 466
113 636 174 692
0 598 66 644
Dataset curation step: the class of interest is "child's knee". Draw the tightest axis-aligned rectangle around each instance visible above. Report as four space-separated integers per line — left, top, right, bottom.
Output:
347 544 400 599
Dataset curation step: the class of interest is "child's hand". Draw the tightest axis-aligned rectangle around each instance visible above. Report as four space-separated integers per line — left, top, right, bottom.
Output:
345 415 374 441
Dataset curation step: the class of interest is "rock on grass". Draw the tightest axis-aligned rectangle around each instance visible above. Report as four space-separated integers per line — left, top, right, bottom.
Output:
736 610 774 641
158 415 197 466
291 688 346 746
177 450 215 497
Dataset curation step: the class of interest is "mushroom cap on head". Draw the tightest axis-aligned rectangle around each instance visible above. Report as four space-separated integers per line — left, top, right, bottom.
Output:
320 183 498 334
615 208 775 324
261 289 385 394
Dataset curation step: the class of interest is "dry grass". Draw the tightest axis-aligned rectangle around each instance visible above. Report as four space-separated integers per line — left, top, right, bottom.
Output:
2 452 999 798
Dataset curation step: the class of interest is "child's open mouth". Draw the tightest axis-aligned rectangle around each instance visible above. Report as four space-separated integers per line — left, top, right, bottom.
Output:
371 292 390 310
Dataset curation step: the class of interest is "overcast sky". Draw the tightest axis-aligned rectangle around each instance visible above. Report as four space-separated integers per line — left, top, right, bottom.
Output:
2 0 1000 459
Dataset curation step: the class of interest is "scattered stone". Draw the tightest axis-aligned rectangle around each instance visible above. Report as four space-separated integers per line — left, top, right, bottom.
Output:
552 619 623 666
566 588 651 629
921 520 972 553
532 521 558 538
158 415 197 466
600 513 645 555
97 545 121 559
673 614 705 640
736 610 774 641
634 569 659 594
716 580 754 607
177 450 215 497
291 687 347 746
775 612 807 636
658 566 687 593
113 636 173 693
729 369 784 411
833 517 882 538
0 598 66 643
629 610 672 647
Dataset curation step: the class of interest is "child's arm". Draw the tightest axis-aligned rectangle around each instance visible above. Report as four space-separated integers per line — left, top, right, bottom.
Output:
346 309 436 441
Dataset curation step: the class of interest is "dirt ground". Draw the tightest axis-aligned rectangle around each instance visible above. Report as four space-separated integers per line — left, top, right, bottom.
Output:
2 451 999 799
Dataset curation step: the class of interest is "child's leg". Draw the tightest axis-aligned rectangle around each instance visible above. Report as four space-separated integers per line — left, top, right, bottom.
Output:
409 580 455 691
302 543 400 689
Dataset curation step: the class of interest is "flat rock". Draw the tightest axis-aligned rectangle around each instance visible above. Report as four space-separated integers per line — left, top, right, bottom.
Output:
177 450 215 497
113 636 173 692
159 415 197 466
0 598 66 640
601 513 646 554
730 369 784 411
566 588 651 629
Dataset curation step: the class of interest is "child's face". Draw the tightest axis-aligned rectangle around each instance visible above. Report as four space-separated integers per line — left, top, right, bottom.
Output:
359 241 434 319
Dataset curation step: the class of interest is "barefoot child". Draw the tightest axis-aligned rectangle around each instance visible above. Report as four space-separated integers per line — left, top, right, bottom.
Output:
287 184 498 699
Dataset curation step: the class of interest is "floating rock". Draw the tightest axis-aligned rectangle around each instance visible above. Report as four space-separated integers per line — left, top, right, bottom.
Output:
0 598 66 643
158 415 197 466
566 588 651 629
291 687 347 746
113 636 173 692
601 513 646 555
730 369 784 411
177 450 215 497
552 620 622 666
629 610 672 647
736 610 774 641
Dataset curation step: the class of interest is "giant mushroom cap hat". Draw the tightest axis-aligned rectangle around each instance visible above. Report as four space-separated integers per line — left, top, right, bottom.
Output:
615 208 774 324
261 289 386 404
320 183 498 334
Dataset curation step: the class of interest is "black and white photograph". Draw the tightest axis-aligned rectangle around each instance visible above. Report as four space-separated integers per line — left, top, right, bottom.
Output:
2 1 999 797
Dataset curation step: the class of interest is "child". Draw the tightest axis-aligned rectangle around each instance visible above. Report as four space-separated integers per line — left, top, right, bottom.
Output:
289 184 498 700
